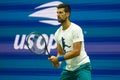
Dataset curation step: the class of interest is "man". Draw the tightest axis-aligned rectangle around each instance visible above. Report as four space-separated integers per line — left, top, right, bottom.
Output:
48 3 91 80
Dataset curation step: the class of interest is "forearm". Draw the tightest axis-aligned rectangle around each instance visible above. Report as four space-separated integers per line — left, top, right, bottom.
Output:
57 50 80 62
64 50 80 60
63 42 81 60
50 42 81 63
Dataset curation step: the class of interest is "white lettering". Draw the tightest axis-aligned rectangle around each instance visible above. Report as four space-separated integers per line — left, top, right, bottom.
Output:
14 34 26 49
37 35 45 50
14 34 57 54
48 34 57 53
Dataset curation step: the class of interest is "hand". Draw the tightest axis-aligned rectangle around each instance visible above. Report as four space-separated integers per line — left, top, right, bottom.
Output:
48 56 60 68
48 56 59 63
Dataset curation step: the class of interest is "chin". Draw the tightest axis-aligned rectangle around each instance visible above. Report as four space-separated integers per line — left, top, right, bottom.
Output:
58 21 62 23
58 20 64 23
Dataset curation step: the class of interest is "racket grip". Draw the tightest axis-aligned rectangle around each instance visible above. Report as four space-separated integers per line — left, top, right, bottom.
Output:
48 54 51 58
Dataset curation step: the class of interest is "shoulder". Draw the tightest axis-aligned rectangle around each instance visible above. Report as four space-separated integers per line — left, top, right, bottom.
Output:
55 26 62 36
71 22 82 31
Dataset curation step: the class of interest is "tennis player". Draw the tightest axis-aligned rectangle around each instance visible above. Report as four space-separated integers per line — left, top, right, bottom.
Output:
48 3 91 80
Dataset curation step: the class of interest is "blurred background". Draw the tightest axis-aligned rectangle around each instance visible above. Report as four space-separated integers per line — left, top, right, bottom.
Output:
0 0 120 80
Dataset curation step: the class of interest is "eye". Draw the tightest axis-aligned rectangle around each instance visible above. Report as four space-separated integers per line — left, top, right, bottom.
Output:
59 12 62 14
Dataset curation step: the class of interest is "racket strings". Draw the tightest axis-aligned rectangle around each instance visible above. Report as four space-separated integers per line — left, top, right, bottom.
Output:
26 32 50 57
28 34 46 54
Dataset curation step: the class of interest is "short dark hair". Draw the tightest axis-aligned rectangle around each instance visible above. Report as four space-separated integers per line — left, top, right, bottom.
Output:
57 3 71 13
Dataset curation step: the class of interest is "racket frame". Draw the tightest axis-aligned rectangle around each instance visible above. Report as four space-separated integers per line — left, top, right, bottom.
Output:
26 32 51 57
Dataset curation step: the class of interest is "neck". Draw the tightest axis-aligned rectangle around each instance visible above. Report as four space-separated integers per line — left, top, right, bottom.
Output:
62 19 71 30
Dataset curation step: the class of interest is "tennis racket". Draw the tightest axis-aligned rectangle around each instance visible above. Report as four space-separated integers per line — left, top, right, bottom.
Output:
26 32 51 57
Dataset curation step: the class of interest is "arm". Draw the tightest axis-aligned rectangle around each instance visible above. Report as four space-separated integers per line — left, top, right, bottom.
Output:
48 43 64 68
63 26 83 59
57 43 65 56
64 41 81 60
49 41 82 63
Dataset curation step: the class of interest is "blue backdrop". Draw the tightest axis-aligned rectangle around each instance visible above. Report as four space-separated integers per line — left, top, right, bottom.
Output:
0 0 120 80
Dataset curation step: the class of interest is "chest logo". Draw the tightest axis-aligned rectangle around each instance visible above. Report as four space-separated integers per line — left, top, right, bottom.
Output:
62 37 71 53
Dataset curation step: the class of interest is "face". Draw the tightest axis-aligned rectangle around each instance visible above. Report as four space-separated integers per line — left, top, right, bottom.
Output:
57 8 69 23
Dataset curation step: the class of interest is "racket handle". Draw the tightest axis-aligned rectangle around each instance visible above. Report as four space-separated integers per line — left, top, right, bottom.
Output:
48 54 51 58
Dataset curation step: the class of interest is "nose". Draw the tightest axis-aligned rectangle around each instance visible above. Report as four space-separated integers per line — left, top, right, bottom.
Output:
57 12 59 17
57 13 60 18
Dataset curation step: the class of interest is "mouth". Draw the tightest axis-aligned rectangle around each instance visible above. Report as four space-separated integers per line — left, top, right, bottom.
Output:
57 17 61 21
58 16 60 19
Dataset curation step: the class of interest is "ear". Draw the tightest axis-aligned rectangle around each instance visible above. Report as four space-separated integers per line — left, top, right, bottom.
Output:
66 12 70 17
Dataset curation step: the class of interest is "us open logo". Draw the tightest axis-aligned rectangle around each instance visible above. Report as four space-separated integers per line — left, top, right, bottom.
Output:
29 1 62 26
14 1 63 53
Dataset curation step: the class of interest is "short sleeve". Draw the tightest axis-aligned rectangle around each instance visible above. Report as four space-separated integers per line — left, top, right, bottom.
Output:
72 27 84 43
